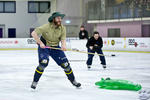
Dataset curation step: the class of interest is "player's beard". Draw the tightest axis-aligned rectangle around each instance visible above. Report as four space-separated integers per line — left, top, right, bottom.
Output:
54 20 61 27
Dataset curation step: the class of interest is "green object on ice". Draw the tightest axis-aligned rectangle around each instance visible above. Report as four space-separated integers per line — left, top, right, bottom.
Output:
95 78 142 91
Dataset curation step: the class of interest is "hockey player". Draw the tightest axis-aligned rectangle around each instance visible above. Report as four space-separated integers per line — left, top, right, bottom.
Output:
86 31 106 69
31 12 81 89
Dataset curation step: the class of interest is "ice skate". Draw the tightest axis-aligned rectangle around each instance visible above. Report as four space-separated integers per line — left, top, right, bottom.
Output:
31 82 38 89
71 80 81 88
102 65 106 69
87 65 91 69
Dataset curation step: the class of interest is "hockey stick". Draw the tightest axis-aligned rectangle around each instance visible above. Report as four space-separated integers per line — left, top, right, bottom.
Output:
45 46 111 57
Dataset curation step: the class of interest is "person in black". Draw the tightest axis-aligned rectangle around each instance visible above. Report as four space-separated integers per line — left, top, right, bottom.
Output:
86 31 106 69
79 25 88 39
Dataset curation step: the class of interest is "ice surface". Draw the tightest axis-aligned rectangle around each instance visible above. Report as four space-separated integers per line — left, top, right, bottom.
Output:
0 50 150 100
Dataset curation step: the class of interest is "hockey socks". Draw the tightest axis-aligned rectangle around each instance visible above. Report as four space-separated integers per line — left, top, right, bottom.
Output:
65 69 81 88
33 66 44 82
31 66 44 89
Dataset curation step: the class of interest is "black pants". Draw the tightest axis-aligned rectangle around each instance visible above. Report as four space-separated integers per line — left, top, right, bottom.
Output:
86 48 106 65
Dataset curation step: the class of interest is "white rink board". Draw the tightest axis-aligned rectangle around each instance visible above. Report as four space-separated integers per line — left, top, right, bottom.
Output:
0 38 150 52
0 38 37 48
69 38 150 52
102 38 150 51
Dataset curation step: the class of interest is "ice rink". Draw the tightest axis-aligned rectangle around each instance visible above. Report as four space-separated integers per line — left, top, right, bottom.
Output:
0 50 150 100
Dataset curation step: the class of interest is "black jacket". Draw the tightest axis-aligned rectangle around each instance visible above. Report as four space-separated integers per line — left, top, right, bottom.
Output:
79 30 88 39
86 36 103 50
